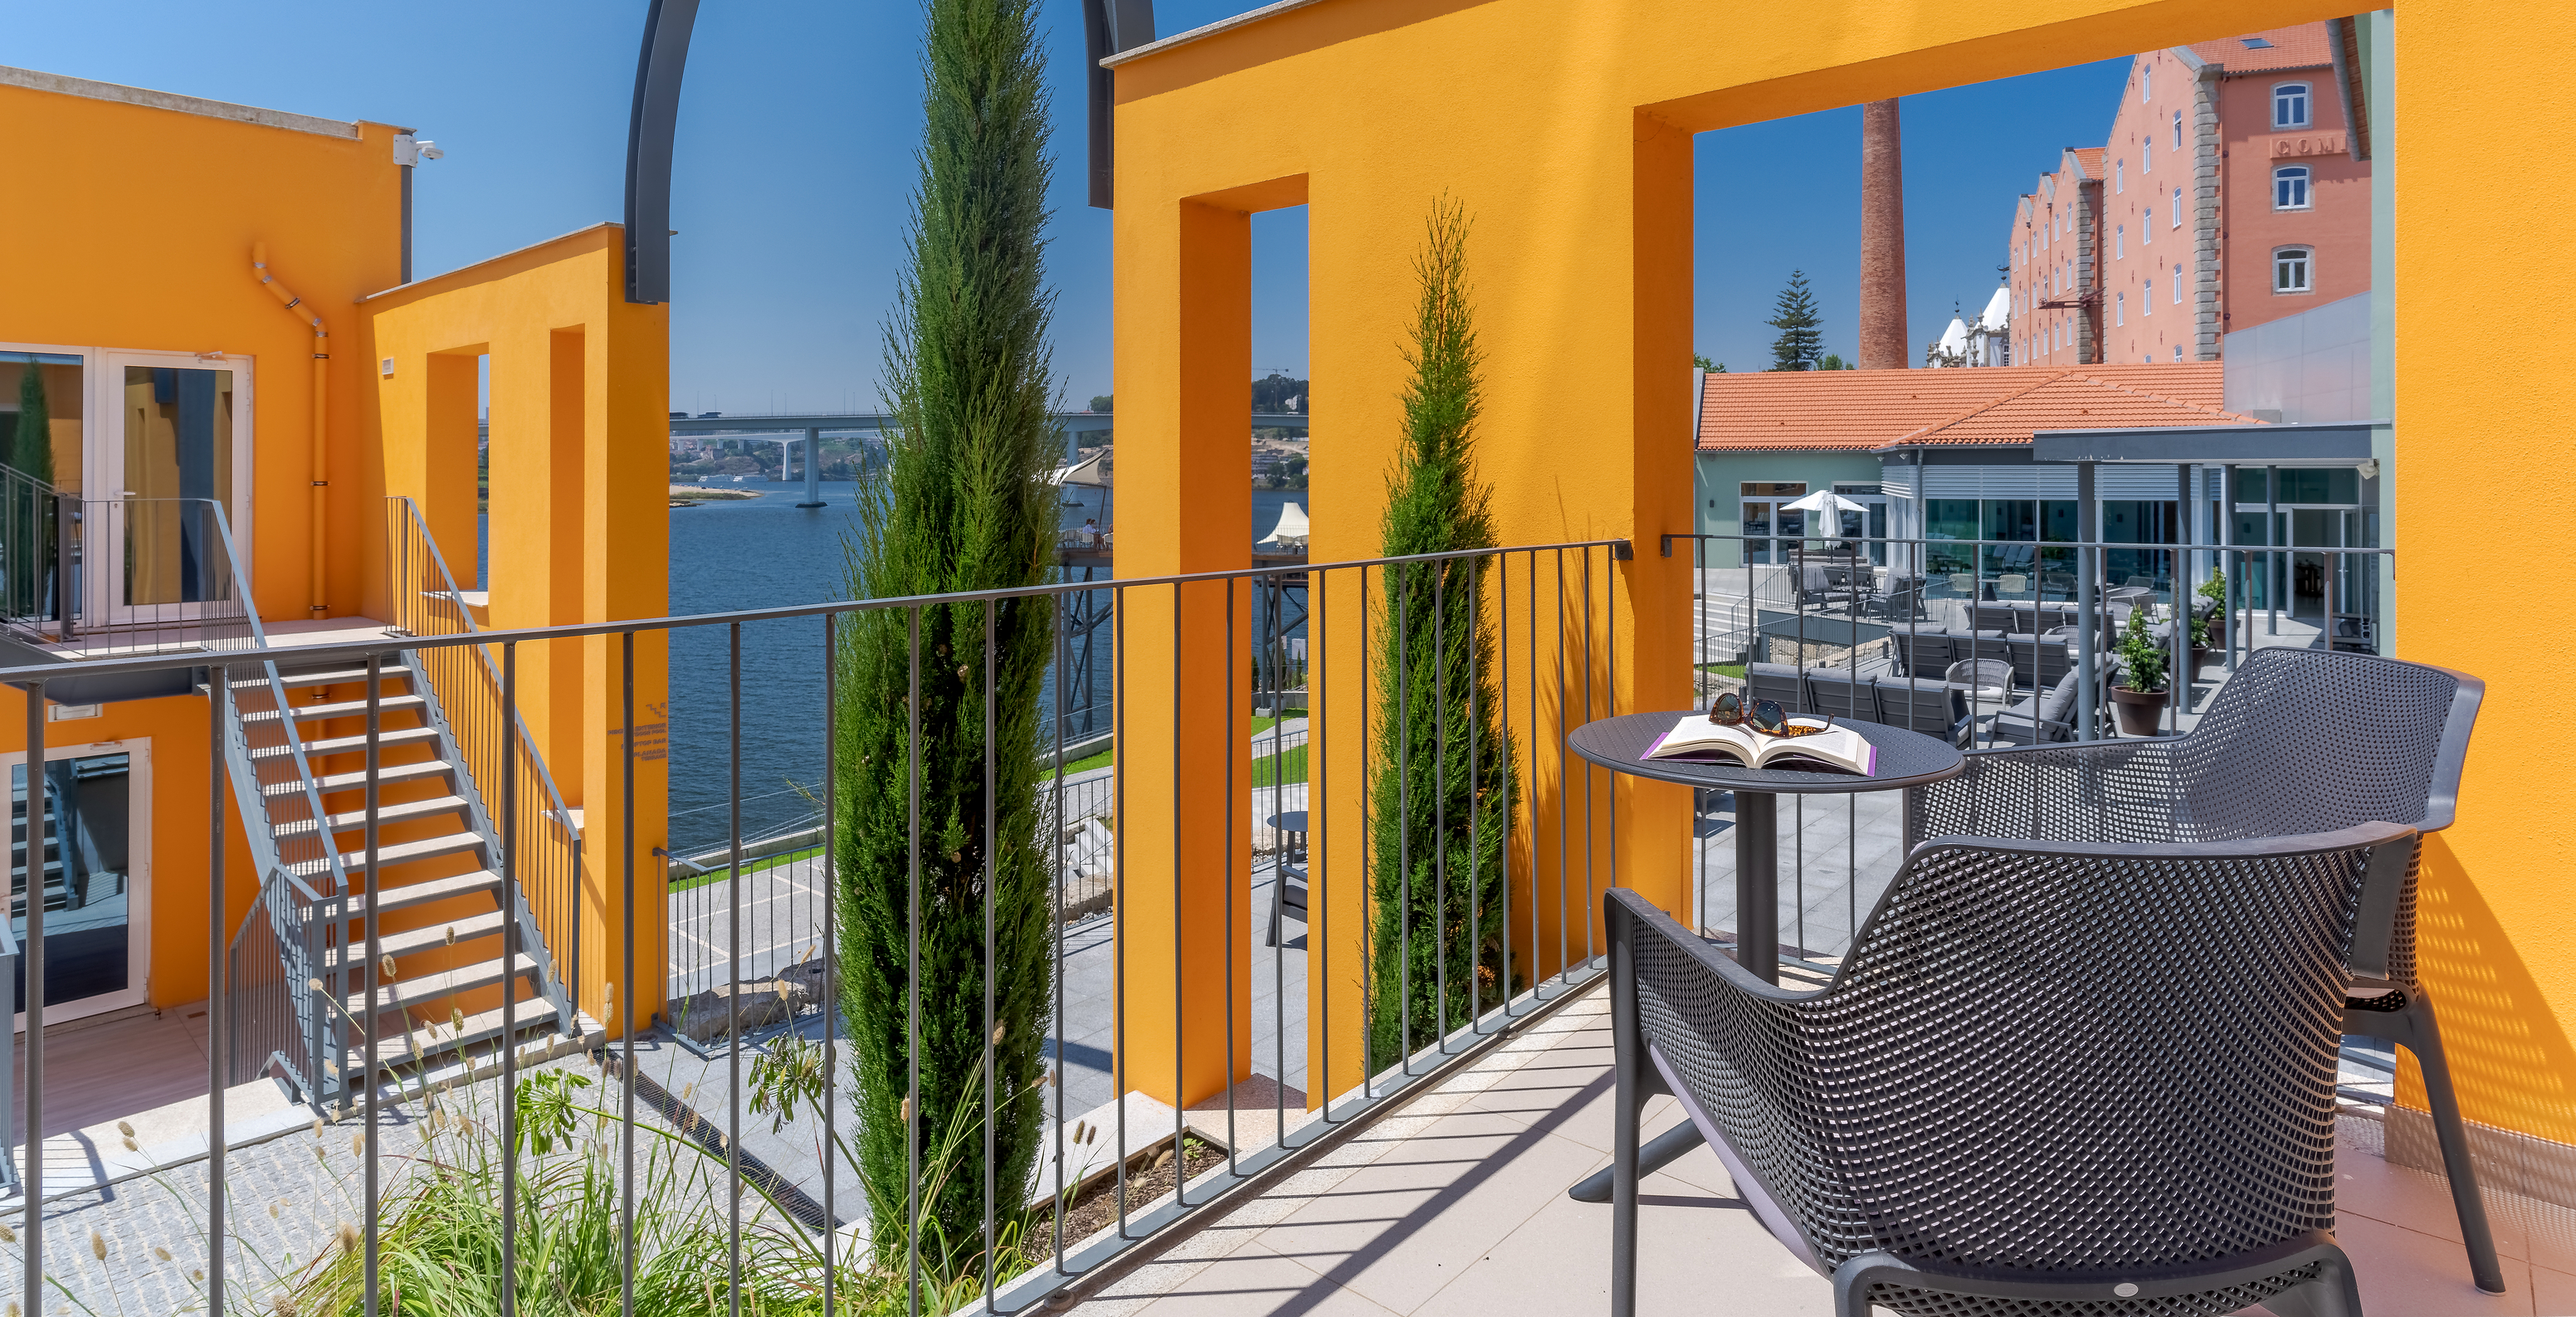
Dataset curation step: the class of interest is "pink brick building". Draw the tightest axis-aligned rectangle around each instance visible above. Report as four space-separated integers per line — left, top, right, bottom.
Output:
2003 24 2369 368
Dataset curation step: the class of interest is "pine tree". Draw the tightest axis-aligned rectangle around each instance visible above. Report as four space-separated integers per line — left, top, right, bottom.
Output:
834 0 1058 1275
1767 271 1824 371
1368 196 1520 1071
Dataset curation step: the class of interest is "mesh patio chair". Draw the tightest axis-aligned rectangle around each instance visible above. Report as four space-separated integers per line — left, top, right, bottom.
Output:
1605 821 2417 1317
1903 646 2500 1295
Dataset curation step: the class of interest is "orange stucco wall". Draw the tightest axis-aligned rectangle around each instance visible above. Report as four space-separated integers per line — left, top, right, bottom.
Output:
1105 0 2575 1149
361 225 672 1036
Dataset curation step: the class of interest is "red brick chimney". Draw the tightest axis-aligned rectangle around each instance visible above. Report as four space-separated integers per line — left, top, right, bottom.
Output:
1858 99 1908 370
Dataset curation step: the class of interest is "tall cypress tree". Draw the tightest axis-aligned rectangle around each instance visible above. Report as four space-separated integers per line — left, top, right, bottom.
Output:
1368 197 1520 1070
834 0 1058 1273
1767 270 1824 371
10 363 52 617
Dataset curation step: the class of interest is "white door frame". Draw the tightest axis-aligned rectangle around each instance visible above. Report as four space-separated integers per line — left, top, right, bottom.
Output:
8 737 152 1030
89 349 256 627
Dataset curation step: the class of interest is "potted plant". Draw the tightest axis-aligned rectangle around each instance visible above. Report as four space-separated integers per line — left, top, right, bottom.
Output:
2193 569 2227 662
2110 606 2169 736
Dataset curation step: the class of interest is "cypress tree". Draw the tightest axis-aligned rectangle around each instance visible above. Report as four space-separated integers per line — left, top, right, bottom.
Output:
1368 197 1520 1071
10 364 52 616
1767 271 1824 371
833 0 1058 1273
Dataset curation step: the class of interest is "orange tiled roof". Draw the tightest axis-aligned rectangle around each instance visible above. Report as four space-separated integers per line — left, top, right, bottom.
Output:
2069 147 2107 178
1695 363 2255 452
2188 24 2333 73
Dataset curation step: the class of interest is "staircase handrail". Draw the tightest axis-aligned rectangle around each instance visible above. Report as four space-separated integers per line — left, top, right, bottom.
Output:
385 498 580 831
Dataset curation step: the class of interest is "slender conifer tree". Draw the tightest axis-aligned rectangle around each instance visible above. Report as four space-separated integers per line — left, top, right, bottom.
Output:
1368 197 1520 1069
834 0 1059 1272
1767 271 1824 370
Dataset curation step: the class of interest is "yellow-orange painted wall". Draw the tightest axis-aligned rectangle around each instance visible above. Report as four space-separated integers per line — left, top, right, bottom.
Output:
2389 0 2576 1147
1104 0 2560 1123
362 226 672 1035
0 79 401 1013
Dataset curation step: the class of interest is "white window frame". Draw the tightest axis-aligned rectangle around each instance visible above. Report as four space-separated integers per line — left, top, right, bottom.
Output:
2173 110 2183 150
2273 81 2312 129
2115 159 2125 193
2115 291 2126 326
2143 280 2153 315
2274 246 2315 294
2171 186 2183 228
2142 66 2153 102
2144 137 2153 173
4 739 154 1027
2115 224 2125 259
2173 263 2184 304
2273 164 2312 211
0 339 256 627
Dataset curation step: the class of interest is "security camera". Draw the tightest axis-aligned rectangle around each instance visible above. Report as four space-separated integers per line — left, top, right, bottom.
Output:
417 140 445 160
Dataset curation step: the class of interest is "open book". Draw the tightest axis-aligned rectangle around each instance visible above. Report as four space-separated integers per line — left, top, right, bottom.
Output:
1641 714 1878 776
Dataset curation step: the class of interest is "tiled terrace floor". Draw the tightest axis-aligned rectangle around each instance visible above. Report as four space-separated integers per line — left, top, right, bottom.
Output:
1072 983 2576 1317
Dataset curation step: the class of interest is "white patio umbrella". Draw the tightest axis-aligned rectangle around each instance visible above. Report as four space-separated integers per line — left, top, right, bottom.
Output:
1259 501 1310 549
1781 489 1871 542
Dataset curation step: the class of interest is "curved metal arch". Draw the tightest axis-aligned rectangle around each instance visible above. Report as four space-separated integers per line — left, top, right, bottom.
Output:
625 0 702 304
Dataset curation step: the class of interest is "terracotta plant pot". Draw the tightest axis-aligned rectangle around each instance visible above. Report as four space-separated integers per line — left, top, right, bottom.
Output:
2110 684 2167 737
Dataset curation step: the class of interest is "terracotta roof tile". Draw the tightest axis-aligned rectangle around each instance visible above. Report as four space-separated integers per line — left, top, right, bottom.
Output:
1695 363 2254 452
2188 24 2334 74
2070 147 2108 178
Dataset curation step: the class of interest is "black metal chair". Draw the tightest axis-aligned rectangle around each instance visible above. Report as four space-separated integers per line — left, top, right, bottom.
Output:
1905 646 2500 1295
1871 676 1971 747
1266 865 1308 948
1606 821 2413 1317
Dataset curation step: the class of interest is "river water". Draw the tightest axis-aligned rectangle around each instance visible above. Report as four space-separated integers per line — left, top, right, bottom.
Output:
643 478 1312 853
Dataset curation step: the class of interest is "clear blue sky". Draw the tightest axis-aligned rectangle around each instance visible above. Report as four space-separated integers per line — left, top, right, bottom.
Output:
7 2 2134 407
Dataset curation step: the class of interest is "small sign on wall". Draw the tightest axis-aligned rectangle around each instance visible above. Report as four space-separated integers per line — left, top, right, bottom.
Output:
47 704 101 721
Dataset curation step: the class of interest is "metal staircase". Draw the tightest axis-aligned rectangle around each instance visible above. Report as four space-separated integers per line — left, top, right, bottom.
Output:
0 458 591 1106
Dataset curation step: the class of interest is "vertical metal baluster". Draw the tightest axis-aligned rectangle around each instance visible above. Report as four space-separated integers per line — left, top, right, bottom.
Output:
728 622 744 1317
906 607 923 1317
1114 587 1129 1227
207 667 227 1316
983 599 998 1305
1580 548 1595 969
1267 573 1283 1141
1049 593 1068 1266
1357 566 1371 1097
1554 549 1568 987
503 641 521 1316
622 632 637 1317
1315 565 1330 1124
1466 554 1481 1032
1397 562 1412 1071
1607 544 1617 910
1223 578 1237 1171
1172 585 1188 1202
1496 553 1514 1014
1433 561 1448 1049
17 680 39 1317
363 652 383 1317
825 610 842 1314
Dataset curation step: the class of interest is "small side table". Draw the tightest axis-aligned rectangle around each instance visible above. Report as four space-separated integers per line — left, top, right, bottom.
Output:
1562 711 1964 1202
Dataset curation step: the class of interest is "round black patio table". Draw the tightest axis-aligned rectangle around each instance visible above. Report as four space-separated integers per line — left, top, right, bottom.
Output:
1565 711 1963 986
1561 711 1963 1207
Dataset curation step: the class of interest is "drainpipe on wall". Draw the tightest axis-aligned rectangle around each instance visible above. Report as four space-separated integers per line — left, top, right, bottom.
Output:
251 244 329 616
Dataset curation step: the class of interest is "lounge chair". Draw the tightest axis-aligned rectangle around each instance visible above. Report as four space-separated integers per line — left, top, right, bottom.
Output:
1886 632 1950 680
1905 646 2502 1295
1871 676 1971 747
1803 668 1878 724
1603 819 2408 1316
1744 661 1806 714
1987 666 2085 745
1266 865 1309 948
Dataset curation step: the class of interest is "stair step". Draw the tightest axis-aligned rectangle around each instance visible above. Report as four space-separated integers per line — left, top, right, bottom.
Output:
344 996 564 1076
285 694 429 723
314 869 502 920
268 663 412 690
281 725 442 758
344 952 539 1018
321 794 471 833
334 831 485 875
323 910 509 968
315 758 458 795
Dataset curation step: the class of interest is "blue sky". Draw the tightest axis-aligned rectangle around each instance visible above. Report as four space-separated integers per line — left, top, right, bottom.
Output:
8 1 2132 407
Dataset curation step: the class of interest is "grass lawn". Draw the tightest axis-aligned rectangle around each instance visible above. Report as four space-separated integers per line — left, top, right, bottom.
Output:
1696 662 1747 679
1252 743 1307 788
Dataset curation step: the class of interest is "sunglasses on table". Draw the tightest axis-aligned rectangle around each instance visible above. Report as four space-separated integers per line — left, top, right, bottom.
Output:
1706 691 1832 737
